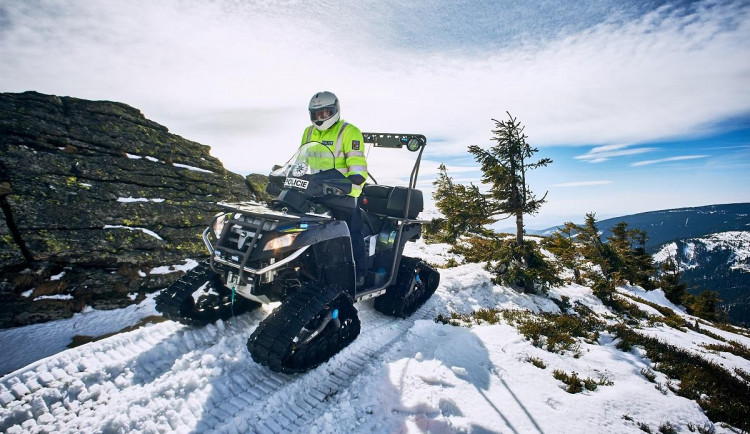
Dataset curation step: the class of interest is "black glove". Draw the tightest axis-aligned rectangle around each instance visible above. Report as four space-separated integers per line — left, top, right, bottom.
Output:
348 174 366 185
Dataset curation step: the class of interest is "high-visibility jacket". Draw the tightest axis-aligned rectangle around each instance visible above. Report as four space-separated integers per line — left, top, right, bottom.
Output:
301 120 368 197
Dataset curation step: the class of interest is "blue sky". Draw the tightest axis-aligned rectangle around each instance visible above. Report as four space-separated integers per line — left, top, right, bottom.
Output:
1 0 749 228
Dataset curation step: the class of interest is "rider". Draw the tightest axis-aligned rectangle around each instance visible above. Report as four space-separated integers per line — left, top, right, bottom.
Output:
302 91 368 287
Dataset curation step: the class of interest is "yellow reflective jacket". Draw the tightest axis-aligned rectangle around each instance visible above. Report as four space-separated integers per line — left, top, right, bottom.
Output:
301 120 368 197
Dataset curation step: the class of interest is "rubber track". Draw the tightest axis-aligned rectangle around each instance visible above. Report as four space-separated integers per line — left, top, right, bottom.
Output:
374 256 440 318
155 261 259 326
248 284 360 374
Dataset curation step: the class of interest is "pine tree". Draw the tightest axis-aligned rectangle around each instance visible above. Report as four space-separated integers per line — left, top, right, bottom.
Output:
468 112 552 247
658 251 687 304
686 290 726 323
631 234 656 289
429 164 493 243
573 212 625 302
464 114 553 291
607 222 655 288
543 222 583 284
576 213 614 278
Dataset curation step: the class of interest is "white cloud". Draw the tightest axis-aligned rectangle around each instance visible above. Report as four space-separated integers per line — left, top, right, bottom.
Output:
1 0 749 225
1 0 749 175
551 181 614 187
575 146 657 163
630 155 709 167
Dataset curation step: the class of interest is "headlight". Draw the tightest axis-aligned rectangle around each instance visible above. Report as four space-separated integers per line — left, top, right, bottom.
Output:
263 233 299 251
212 213 230 237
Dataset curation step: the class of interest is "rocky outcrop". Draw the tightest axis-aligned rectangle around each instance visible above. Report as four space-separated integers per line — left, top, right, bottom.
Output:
0 91 261 327
245 173 274 203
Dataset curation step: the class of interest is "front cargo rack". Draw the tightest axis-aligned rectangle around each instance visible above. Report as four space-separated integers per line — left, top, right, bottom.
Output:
204 202 329 284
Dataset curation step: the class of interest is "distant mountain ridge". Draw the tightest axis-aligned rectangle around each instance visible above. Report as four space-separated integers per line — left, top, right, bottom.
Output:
534 203 750 253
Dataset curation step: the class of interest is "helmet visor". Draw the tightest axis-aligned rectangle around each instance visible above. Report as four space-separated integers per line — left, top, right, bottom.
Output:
309 105 339 126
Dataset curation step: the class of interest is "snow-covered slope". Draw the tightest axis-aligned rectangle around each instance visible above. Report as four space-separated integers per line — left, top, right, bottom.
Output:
653 231 750 325
653 231 750 273
1 241 748 433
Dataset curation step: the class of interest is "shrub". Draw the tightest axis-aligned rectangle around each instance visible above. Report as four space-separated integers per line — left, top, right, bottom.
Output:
550 295 572 313
684 291 727 323
434 308 503 327
599 293 650 321
583 377 599 391
453 236 562 293
703 341 750 360
525 356 546 369
552 369 612 394
503 310 602 354
473 308 502 325
434 312 465 327
553 369 584 394
641 368 657 383
687 423 716 434
655 382 670 395
658 422 678 434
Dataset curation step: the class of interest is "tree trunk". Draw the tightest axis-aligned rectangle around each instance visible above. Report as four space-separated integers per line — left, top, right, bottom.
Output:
515 210 523 246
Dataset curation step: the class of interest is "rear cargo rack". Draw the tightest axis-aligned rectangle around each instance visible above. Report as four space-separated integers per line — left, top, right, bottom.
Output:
356 132 427 298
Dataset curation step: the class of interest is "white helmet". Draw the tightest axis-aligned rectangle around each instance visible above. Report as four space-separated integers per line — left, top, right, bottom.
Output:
309 91 340 131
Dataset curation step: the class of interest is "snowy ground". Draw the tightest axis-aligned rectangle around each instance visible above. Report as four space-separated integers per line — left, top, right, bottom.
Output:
1 240 747 433
0 295 160 377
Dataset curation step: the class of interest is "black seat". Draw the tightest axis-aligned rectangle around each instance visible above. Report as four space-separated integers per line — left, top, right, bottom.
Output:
359 185 423 219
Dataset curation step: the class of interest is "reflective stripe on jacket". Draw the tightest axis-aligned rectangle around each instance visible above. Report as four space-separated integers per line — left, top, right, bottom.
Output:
301 120 367 197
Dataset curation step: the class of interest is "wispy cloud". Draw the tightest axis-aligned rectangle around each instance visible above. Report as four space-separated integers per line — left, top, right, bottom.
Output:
575 145 657 163
709 145 750 150
551 181 613 187
1 0 748 226
630 155 709 167
1 0 749 174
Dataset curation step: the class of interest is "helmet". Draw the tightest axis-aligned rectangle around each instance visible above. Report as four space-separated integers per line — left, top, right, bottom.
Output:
309 91 340 131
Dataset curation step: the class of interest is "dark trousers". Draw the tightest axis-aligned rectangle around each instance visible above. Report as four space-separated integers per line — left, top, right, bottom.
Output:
320 195 368 276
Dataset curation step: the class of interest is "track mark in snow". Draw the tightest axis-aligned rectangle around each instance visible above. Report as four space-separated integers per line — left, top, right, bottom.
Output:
0 296 438 433
214 300 440 433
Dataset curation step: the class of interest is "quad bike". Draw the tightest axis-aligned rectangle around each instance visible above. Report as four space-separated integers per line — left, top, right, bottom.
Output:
155 133 440 373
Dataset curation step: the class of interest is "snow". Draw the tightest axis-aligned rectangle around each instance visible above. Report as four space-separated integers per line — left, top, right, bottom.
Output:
0 239 746 433
103 224 163 241
0 294 160 377
148 258 199 275
619 285 684 313
117 197 166 203
310 321 712 434
651 242 677 264
653 231 750 272
33 294 73 301
125 153 213 173
173 163 214 173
